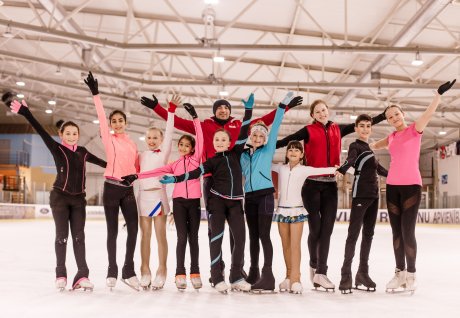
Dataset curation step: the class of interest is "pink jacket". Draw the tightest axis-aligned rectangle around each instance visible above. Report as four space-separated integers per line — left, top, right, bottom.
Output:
138 118 203 199
93 95 139 180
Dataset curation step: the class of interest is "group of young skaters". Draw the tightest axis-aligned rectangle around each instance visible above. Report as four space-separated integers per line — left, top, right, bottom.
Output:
4 71 455 294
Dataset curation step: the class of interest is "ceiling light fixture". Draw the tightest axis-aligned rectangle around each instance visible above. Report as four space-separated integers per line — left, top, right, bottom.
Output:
3 24 14 38
16 81 25 86
16 93 24 98
411 51 424 66
93 119 99 124
45 109 53 114
48 100 56 105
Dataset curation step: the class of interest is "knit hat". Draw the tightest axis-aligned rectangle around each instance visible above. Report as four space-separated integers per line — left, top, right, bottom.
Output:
249 122 269 145
213 99 231 115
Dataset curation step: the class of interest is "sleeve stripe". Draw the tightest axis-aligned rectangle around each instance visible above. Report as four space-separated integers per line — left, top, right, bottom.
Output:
236 138 248 145
242 119 251 126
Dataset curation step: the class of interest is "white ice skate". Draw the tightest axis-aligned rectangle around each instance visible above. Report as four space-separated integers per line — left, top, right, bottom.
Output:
175 275 187 290
215 281 229 294
290 282 303 294
405 272 416 294
190 274 202 290
230 279 251 292
310 267 317 286
385 269 407 293
313 274 335 292
55 277 67 292
140 274 152 290
279 278 291 292
106 277 117 290
151 274 166 290
72 278 94 291
121 276 140 291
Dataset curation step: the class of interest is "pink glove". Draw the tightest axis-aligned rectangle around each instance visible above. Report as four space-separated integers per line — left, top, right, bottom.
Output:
10 100 28 114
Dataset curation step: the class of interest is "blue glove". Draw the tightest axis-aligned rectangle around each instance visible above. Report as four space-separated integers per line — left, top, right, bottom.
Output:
160 175 176 184
242 93 254 109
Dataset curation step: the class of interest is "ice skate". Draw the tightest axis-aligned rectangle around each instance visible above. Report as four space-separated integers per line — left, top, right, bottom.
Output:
209 268 225 288
355 272 376 292
140 274 151 290
121 276 140 291
246 266 260 285
151 274 166 290
405 272 416 294
106 277 117 291
72 278 94 291
339 273 352 294
230 279 251 292
385 269 407 293
190 274 202 290
250 267 276 294
290 282 303 294
175 275 187 290
313 274 335 292
55 277 67 292
279 278 290 292
214 281 229 294
310 266 319 287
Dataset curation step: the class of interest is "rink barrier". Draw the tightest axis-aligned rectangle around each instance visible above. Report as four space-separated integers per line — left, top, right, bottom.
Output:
0 204 459 224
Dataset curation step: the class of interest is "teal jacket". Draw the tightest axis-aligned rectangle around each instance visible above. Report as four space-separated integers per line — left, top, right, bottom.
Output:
240 105 285 197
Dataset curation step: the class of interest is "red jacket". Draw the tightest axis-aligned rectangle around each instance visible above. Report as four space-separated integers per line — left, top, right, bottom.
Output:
304 121 341 169
152 104 285 163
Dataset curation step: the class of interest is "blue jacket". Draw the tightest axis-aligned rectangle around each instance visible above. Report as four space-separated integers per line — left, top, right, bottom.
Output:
240 105 285 196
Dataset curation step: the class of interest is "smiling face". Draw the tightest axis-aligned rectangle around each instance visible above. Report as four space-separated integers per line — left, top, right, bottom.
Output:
178 136 194 156
385 106 406 130
146 128 163 151
110 113 126 134
215 105 231 120
250 130 266 149
355 120 372 141
59 125 79 146
213 130 231 152
311 102 329 124
286 147 303 165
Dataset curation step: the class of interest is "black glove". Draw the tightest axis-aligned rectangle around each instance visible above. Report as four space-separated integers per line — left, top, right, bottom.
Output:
437 79 456 95
84 71 99 95
288 96 303 109
1 92 14 108
183 103 198 119
121 174 138 186
140 95 159 110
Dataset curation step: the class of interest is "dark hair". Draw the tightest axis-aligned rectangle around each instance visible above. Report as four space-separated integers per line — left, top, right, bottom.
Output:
178 135 196 154
309 99 328 117
384 104 404 119
285 140 304 164
214 128 231 141
109 110 127 122
355 114 372 126
56 120 79 134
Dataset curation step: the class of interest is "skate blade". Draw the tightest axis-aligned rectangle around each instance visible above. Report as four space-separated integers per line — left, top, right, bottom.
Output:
339 289 353 294
385 288 414 295
57 287 66 292
151 286 164 291
288 290 302 295
312 286 335 293
279 289 290 293
121 279 140 291
70 285 94 292
250 289 277 294
354 286 376 292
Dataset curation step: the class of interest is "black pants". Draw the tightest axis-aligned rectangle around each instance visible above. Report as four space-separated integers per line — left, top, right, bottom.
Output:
207 195 245 285
386 184 421 273
302 179 338 275
103 181 139 279
50 189 89 286
245 193 274 268
173 198 201 276
203 177 235 273
341 197 379 275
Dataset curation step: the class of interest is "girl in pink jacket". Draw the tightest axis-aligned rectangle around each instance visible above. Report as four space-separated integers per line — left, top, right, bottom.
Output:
123 102 203 290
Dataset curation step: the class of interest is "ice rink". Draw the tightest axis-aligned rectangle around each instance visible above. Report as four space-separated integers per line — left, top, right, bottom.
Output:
1 219 459 318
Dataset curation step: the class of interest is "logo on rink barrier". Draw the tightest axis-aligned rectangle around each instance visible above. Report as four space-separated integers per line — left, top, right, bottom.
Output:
336 209 460 224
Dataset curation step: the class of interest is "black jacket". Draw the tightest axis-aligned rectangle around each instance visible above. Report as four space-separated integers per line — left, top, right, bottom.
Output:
20 107 106 195
172 106 253 200
337 139 387 199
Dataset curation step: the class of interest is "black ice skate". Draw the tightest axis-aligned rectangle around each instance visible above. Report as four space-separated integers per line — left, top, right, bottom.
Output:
355 272 376 292
250 267 276 294
246 266 260 285
339 274 353 294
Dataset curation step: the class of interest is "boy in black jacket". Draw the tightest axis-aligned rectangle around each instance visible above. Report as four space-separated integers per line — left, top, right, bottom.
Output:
336 114 388 294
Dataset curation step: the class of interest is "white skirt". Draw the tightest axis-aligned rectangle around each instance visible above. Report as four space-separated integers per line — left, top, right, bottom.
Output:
138 188 170 217
273 206 308 223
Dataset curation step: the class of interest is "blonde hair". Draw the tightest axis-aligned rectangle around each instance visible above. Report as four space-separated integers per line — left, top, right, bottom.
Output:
145 126 164 137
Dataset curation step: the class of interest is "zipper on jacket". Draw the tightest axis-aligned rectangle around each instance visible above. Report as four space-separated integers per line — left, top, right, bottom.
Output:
249 153 253 192
286 169 291 201
184 158 189 198
323 125 331 167
225 154 233 198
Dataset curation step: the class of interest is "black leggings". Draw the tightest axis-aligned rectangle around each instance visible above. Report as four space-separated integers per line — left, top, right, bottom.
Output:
173 198 201 276
245 193 274 268
103 181 139 279
50 189 88 286
302 179 338 275
203 177 235 272
341 197 379 275
207 195 246 285
386 184 421 273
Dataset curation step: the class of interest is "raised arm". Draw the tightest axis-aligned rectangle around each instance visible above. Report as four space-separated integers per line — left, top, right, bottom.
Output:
162 97 180 164
233 93 254 153
183 103 204 161
85 149 107 168
336 144 359 175
276 127 309 149
369 137 389 151
10 100 58 152
140 94 195 134
339 111 386 138
415 80 455 132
